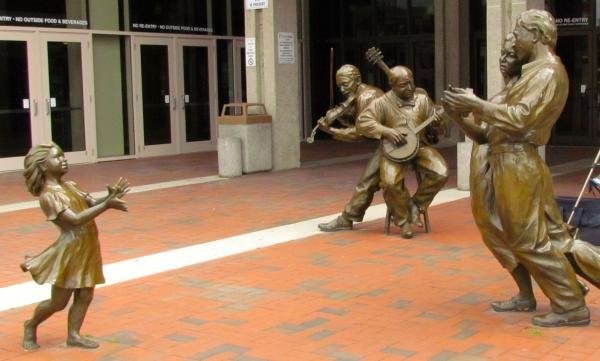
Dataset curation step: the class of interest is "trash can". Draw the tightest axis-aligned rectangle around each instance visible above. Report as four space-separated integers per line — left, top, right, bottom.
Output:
218 137 242 177
217 103 272 173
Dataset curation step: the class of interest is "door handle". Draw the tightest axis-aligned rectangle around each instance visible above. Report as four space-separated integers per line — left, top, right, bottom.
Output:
45 99 51 115
33 99 38 116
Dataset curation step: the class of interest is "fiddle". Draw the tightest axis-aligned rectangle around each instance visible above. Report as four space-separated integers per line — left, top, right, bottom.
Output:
306 93 356 143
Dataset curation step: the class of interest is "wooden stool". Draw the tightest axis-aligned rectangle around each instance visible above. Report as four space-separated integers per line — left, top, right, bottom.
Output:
384 170 431 235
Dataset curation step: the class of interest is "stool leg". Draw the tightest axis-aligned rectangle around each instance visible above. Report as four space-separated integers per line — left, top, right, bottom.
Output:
385 207 391 235
423 208 431 233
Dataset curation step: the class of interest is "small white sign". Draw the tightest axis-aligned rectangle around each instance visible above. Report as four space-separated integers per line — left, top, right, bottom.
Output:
247 0 268 10
50 98 56 107
245 37 256 67
164 95 170 104
278 32 295 65
22 98 30 109
184 94 190 103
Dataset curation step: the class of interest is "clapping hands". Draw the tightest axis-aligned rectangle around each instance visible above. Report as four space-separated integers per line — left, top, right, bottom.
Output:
106 177 131 211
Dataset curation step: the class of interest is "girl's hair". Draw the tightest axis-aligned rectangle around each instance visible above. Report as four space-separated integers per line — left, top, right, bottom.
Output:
23 142 60 196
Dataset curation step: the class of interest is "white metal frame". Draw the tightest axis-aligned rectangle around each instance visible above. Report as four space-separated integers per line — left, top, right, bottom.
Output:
132 36 217 157
176 37 218 153
0 30 96 171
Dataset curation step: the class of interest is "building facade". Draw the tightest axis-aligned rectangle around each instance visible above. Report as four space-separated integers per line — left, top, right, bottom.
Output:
0 0 597 173
0 0 245 172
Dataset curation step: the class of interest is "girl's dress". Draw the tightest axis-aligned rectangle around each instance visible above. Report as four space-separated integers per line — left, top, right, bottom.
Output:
23 181 105 288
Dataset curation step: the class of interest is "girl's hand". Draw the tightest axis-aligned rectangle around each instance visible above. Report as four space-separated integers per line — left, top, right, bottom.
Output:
108 177 131 199
106 197 128 211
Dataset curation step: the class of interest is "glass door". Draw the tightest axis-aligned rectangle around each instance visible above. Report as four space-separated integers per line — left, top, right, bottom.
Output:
0 32 40 170
40 33 95 163
176 39 217 153
132 36 218 156
0 31 94 171
132 37 177 157
552 33 594 145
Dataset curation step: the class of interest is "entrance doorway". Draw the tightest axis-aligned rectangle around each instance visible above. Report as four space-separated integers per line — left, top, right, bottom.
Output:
131 36 217 157
0 31 94 171
553 32 596 145
549 0 600 145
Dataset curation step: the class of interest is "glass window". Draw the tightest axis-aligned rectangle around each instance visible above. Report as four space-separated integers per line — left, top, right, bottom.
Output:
0 41 31 157
376 0 408 36
309 0 341 39
411 0 434 34
0 0 88 28
231 0 244 36
211 0 245 36
129 0 210 34
343 0 374 37
412 40 435 95
554 34 591 137
545 0 592 27
47 41 86 152
470 0 486 33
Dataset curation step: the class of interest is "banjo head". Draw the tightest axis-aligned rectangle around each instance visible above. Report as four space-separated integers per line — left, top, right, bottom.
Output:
382 131 419 163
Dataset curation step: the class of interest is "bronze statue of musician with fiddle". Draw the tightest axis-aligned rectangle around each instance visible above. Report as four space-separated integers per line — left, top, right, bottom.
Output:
358 49 447 239
314 64 385 232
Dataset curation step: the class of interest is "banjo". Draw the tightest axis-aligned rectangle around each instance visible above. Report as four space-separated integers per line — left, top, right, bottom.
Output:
365 47 442 163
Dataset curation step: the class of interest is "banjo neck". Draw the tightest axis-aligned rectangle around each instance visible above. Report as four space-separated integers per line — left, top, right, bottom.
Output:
411 111 442 135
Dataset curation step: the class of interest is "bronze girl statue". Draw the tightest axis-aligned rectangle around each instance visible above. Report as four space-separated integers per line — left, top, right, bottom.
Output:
21 142 130 349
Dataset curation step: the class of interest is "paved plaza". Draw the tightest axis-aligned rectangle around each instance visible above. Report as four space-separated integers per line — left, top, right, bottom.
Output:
0 141 599 361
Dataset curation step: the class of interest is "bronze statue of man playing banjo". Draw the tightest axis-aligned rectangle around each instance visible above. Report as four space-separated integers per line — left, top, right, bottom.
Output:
357 65 447 238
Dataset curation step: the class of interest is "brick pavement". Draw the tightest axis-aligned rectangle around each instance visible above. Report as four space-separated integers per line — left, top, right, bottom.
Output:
0 141 599 360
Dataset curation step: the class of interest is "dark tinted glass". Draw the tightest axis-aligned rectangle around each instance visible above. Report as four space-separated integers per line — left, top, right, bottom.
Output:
554 35 591 137
376 0 408 36
309 0 341 39
183 46 210 142
546 0 592 27
140 45 171 145
48 42 85 152
130 0 209 33
231 0 244 36
0 41 31 157
343 0 374 37
411 0 434 34
0 0 88 28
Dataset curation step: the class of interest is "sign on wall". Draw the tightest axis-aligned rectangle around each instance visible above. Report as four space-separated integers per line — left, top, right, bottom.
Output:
555 17 589 26
277 32 295 65
0 15 87 27
247 0 268 10
245 37 256 67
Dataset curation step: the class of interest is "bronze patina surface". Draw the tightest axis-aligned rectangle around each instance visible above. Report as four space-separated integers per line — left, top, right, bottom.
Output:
20 143 130 349
316 64 385 232
357 65 448 239
443 9 591 327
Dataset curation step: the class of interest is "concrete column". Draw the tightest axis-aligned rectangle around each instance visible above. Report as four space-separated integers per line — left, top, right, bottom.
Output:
244 1 301 171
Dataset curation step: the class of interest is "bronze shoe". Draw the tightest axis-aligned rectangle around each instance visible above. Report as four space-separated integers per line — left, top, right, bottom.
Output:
531 306 590 327
318 216 353 232
401 222 413 239
490 296 536 312
409 200 423 228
